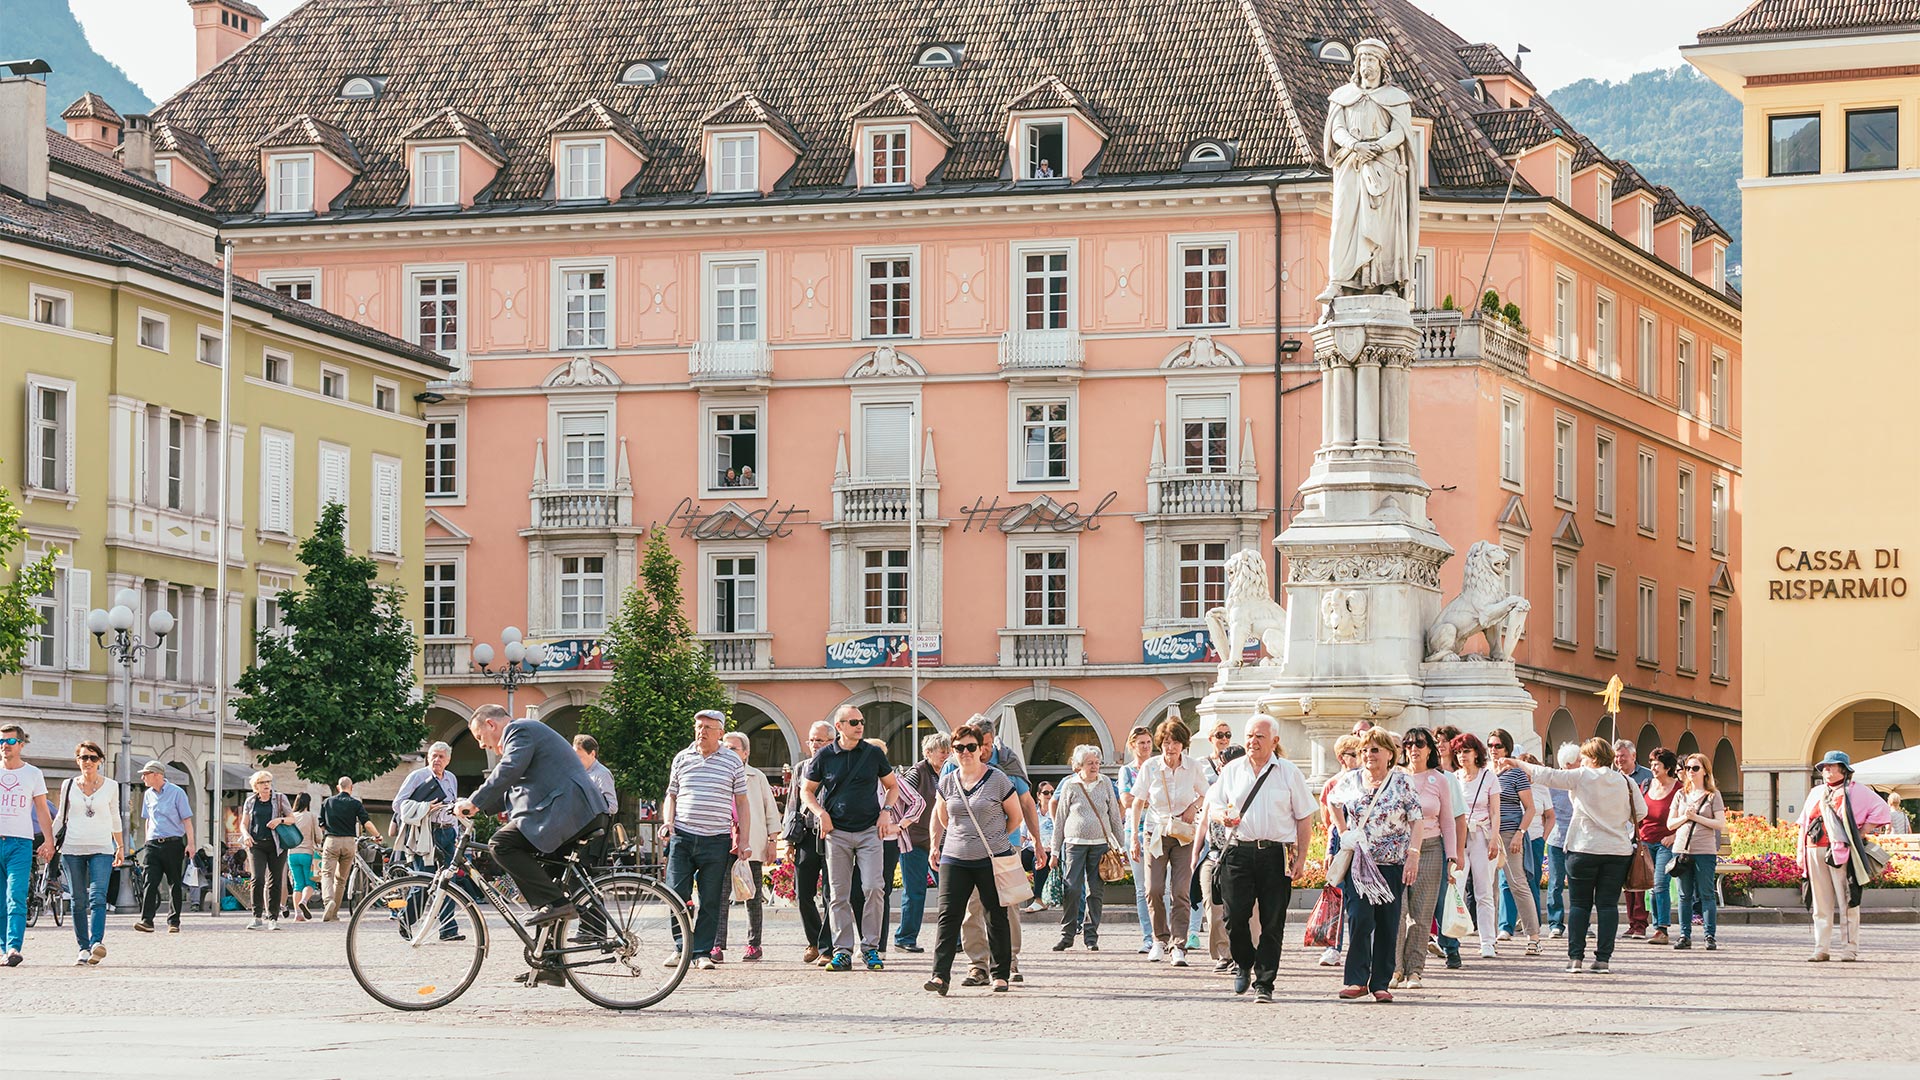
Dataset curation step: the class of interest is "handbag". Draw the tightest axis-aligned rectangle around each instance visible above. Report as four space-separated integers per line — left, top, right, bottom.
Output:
1843 786 1891 880
1071 779 1131 883
1302 885 1342 948
1209 761 1278 897
1327 771 1389 888
1622 774 1655 890
1154 763 1199 847
1441 867 1475 939
274 823 304 850
958 771 1033 908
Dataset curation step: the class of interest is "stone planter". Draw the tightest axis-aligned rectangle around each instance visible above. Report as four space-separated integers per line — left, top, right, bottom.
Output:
1861 888 1919 910
1751 887 1802 908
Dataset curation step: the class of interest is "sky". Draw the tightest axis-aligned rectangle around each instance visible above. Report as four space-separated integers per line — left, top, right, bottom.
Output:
76 0 1755 105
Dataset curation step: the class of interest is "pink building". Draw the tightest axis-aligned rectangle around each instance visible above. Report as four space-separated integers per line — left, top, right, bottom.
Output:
145 0 1741 790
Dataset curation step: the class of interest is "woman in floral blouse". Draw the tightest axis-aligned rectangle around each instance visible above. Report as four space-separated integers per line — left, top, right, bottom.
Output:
1327 727 1427 1002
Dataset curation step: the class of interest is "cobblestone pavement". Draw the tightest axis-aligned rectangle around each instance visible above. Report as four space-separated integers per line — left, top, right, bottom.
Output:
5 910 1915 1078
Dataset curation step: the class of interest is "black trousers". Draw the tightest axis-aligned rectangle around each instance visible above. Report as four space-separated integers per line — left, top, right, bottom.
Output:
1219 843 1293 990
933 862 1009 982
139 836 189 927
794 841 829 949
1565 851 1631 963
489 815 608 910
248 843 286 919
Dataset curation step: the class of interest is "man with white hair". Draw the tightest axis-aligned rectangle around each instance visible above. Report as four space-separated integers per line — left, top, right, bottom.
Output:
1209 714 1316 1003
1544 743 1582 938
713 731 780 961
1613 739 1654 937
397 741 463 939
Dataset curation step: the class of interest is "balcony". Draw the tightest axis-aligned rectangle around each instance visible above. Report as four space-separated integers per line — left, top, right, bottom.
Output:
997 328 1084 378
698 633 773 672
531 484 632 529
1147 471 1258 515
423 641 462 677
835 482 914 523
689 339 772 386
1412 310 1529 375
998 627 1086 668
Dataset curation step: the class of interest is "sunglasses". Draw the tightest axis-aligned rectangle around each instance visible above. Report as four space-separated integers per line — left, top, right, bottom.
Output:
842 719 866 726
0 737 21 747
1212 731 1231 739
1405 739 1430 748
1488 743 1506 751
952 743 980 753
1684 765 1704 772
77 754 101 762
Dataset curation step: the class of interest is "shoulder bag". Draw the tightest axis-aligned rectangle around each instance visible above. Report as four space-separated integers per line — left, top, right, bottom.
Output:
1209 762 1278 897
1326 772 1386 889
1071 780 1130 883
53 778 73 849
1670 792 1698 876
1624 774 1656 891
958 771 1033 908
1154 762 1200 848
1843 784 1891 881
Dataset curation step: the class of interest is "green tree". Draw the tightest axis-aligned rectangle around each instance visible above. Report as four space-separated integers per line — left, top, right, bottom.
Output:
584 528 727 802
235 502 430 782
0 475 58 676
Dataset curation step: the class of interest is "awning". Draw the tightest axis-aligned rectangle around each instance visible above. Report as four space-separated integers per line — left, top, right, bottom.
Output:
1851 745 1920 798
157 762 192 788
205 761 254 791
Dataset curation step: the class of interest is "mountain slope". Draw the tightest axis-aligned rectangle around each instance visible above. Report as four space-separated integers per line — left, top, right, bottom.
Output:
1547 67 1743 272
0 0 152 127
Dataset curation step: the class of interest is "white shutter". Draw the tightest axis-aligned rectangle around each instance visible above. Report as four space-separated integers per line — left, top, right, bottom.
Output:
319 445 349 524
373 457 401 554
261 431 293 534
64 567 90 672
132 409 149 504
860 403 912 479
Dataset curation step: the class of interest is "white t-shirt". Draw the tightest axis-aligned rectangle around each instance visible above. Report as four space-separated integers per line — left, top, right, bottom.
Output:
53 777 121 856
0 762 49 839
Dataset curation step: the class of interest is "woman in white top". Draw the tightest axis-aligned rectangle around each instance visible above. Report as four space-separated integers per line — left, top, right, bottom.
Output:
1667 752 1726 951
1129 717 1210 966
1515 737 1647 973
53 740 123 966
1117 724 1157 953
1450 732 1502 959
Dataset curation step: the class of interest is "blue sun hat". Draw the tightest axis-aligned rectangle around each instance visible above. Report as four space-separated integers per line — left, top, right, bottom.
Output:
1815 750 1853 775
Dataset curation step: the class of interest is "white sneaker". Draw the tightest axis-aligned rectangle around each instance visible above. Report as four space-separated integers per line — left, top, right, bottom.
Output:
1498 930 1513 941
1170 947 1188 967
1480 943 1498 959
1147 942 1166 962
1318 947 1341 967
693 956 715 970
268 920 281 931
246 919 266 930
76 950 91 966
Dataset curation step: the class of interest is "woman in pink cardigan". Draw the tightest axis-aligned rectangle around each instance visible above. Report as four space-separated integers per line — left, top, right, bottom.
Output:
1796 751 1892 962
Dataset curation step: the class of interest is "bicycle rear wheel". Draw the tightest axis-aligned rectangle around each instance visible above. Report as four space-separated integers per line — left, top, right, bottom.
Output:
346 875 486 1011
559 873 691 1010
25 868 43 928
49 877 63 927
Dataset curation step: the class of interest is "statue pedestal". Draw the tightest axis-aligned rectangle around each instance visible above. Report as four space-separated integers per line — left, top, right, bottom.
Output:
1420 661 1540 756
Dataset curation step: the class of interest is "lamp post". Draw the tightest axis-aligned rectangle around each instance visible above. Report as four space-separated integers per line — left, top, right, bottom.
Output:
471 627 549 719
87 588 173 906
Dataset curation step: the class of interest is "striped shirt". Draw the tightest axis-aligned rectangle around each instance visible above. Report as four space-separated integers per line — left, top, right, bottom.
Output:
1496 765 1531 834
666 743 746 837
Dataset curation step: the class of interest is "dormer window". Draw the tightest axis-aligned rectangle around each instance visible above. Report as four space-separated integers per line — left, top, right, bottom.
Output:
1712 246 1727 290
154 159 173 187
1596 177 1614 229
1021 120 1065 180
339 76 380 101
618 61 661 86
560 139 606 200
867 127 908 186
715 132 758 194
1554 151 1572 203
1638 201 1654 250
414 146 459 206
1187 142 1228 166
269 154 313 213
1315 40 1353 64
916 44 959 67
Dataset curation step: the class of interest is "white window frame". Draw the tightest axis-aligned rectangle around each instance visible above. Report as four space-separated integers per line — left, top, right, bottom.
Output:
1554 150 1572 203
1552 414 1575 507
1009 239 1077 332
860 546 912 628
1501 539 1526 610
555 409 612 490
1169 233 1237 330
25 570 60 671
1709 349 1727 427
371 453 402 556
864 125 910 187
1594 430 1616 522
320 364 348 402
1676 590 1697 674
1594 566 1617 655
1594 289 1616 377
424 409 464 503
1553 555 1577 646
1710 477 1728 556
1638 199 1654 251
1675 332 1695 416
853 395 917 482
854 247 918 340
702 253 765 343
269 153 315 214
372 380 399 414
413 145 460 207
714 132 759 194
196 327 222 367
557 554 608 632
1499 393 1525 489
1712 246 1727 290
259 428 295 536
28 285 73 329
1412 248 1434 311
407 264 465 362
1170 384 1236 474
1008 387 1078 490
558 139 607 201
153 159 173 188
1636 447 1657 535
1017 118 1068 180
1552 272 1575 359
705 547 766 634
163 413 188 511
1596 177 1614 230
1676 465 1696 548
24 374 76 496
1636 310 1657 395
259 270 319 304
262 348 292 386
1008 535 1077 629
1710 603 1729 680
701 398 766 498
136 309 169 353
422 560 461 639
552 258 614 350
1678 226 1694 275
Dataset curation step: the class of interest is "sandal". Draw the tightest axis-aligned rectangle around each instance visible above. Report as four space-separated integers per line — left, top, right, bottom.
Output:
1525 939 1541 956
992 981 1010 993
923 978 949 996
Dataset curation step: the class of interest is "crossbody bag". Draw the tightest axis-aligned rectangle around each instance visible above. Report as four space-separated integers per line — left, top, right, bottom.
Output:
957 771 1033 908
1153 762 1201 849
1209 762 1278 896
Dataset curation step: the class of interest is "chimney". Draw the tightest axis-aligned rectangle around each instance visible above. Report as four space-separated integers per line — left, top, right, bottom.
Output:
61 92 124 154
0 73 50 201
122 114 155 179
189 0 267 80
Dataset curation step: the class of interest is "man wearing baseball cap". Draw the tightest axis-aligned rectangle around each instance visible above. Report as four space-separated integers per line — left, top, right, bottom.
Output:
133 761 194 934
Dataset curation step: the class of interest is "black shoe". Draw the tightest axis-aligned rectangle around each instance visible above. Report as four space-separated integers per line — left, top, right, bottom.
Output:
1445 953 1463 970
1085 941 1099 951
1674 938 1692 950
441 933 467 942
1214 958 1234 973
1052 934 1074 952
1705 937 1717 951
1233 969 1251 995
1254 985 1273 1004
1010 970 1024 984
896 943 925 953
961 970 990 987
526 901 577 927
923 977 949 996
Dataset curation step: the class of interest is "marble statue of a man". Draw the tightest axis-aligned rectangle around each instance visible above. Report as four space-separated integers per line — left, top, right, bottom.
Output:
1318 38 1420 302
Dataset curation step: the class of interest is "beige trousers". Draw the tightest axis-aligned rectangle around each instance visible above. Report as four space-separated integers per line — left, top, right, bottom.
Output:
1807 854 1861 958
963 888 1022 974
320 836 358 921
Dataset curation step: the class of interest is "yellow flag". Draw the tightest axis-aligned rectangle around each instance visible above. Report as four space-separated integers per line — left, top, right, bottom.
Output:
1594 674 1623 716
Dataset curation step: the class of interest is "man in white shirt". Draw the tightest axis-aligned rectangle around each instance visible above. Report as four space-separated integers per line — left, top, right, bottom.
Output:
0 724 54 966
1209 714 1316 1002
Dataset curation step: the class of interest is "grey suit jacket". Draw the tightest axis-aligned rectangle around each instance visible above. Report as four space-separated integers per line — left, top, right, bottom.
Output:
469 719 605 853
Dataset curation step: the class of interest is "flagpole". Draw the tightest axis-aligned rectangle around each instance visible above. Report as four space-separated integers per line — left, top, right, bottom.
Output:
209 240 235 915
908 406 920 760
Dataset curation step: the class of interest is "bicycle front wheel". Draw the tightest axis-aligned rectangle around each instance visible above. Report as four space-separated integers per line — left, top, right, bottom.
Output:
49 880 63 927
346 875 487 1011
559 873 691 1010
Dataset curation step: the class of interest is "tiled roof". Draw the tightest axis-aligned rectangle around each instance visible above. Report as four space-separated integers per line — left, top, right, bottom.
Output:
191 0 270 20
151 0 1698 215
1651 184 1695 223
151 118 222 181
45 130 213 216
849 85 954 145
1472 107 1563 156
1690 205 1732 243
61 92 123 124
700 91 806 151
402 107 507 164
1698 0 1920 41
0 187 446 369
1611 160 1656 201
1453 42 1534 89
257 114 362 170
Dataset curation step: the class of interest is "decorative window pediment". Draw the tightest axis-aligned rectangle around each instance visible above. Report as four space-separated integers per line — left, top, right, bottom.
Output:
1709 562 1734 596
1495 493 1532 535
701 92 804 196
1551 511 1584 551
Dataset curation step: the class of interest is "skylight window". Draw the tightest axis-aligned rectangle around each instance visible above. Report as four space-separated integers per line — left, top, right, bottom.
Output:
1186 142 1230 167
619 61 662 86
340 76 381 101
1315 40 1352 64
916 44 961 67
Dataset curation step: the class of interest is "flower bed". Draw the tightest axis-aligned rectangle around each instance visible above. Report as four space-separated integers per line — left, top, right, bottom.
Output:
1719 811 1919 898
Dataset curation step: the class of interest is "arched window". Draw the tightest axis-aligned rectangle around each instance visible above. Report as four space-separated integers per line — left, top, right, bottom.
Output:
619 62 659 86
1187 142 1228 165
917 45 956 67
339 76 378 101
1317 40 1353 64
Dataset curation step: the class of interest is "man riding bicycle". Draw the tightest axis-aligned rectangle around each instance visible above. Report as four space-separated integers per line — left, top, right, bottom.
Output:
453 703 608 984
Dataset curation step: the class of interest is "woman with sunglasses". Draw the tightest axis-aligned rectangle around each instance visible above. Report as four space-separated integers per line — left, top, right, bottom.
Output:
1450 733 1502 959
1667 753 1725 950
1118 724 1158 954
1391 727 1456 989
1328 728 1426 1002
1485 729 1542 956
53 741 124 965
925 723 1023 994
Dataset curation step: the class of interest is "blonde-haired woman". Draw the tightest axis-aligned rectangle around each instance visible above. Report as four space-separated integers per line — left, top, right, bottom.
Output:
237 771 295 930
1667 753 1725 951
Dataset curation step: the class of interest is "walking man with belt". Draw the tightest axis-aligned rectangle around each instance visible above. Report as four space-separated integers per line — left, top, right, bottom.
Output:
1211 715 1317 1002
801 704 900 972
318 777 382 922
662 708 750 971
132 761 194 934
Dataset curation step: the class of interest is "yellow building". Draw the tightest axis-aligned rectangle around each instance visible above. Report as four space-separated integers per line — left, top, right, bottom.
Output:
1687 2 1920 819
1 73 450 842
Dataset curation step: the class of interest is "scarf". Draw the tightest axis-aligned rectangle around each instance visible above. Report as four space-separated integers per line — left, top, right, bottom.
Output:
1347 773 1400 905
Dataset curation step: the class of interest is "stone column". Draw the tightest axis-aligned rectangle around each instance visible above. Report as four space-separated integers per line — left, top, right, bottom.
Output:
1329 360 1356 448
1381 356 1411 450
1355 357 1382 448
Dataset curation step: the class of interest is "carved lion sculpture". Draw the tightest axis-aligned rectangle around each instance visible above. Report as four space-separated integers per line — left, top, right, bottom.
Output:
1205 550 1287 674
1425 540 1531 662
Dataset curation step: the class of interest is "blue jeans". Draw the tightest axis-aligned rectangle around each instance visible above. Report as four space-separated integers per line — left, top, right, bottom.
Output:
895 845 932 947
1649 842 1675 930
1546 844 1569 930
63 853 114 950
0 837 31 954
1129 847 1153 945
1499 836 1545 933
1674 852 1718 940
1341 861 1405 993
666 830 734 957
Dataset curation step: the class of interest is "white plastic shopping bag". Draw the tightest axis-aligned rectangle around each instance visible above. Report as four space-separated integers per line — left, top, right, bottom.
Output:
1441 867 1474 940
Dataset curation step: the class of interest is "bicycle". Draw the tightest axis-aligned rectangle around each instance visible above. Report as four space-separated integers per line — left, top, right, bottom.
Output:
345 820 692 1011
24 856 64 928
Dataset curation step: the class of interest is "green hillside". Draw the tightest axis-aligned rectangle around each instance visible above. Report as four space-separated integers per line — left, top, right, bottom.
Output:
0 0 152 127
1547 67 1743 274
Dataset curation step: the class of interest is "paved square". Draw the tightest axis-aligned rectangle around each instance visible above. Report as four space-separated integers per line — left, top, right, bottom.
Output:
5 910 1916 1077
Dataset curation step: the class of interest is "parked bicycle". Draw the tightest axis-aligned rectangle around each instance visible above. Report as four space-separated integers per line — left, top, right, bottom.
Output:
345 819 691 1011
24 857 64 928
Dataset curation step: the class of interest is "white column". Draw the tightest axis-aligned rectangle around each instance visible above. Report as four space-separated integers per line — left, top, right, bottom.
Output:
1355 359 1381 448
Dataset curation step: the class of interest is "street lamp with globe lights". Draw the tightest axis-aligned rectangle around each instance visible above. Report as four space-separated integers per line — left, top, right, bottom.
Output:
88 588 174 900
471 627 549 719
